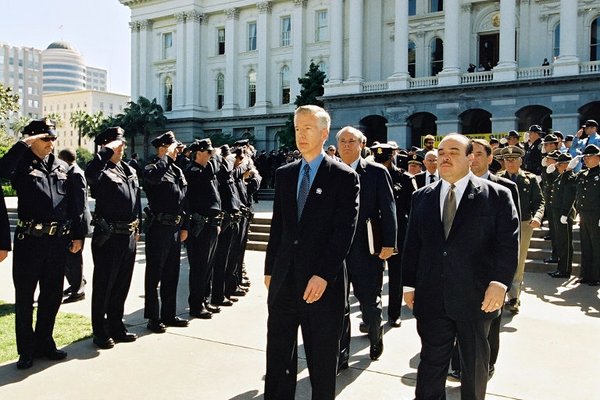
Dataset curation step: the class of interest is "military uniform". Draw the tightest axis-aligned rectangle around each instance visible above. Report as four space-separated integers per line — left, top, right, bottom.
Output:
540 150 560 262
143 132 189 331
523 125 544 176
0 119 85 369
184 139 222 319
575 145 600 285
86 127 141 348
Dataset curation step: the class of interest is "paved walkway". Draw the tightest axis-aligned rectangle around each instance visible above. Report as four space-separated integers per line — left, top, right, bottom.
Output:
0 199 598 399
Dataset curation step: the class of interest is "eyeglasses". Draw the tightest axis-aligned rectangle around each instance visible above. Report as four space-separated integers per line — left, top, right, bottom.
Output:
40 136 57 142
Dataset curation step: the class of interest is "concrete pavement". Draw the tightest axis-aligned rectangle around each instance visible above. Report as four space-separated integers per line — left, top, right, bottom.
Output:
0 199 598 399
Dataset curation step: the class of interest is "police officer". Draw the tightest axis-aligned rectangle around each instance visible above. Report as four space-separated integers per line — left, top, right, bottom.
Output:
541 143 560 263
372 143 416 327
407 153 425 180
506 130 524 148
574 144 600 286
0 118 85 369
86 127 141 348
498 146 545 314
523 124 544 176
547 153 577 279
143 131 189 332
184 139 222 319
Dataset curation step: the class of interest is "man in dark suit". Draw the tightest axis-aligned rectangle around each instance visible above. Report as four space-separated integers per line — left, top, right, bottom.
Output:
402 134 519 400
264 105 360 400
336 126 396 367
414 150 438 188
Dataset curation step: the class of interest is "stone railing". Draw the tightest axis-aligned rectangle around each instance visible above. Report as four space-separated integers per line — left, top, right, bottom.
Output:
461 71 493 84
408 76 438 89
361 80 389 93
580 60 600 74
517 65 552 80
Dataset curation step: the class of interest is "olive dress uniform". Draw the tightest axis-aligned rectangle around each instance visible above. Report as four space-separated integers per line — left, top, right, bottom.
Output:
549 159 576 278
86 127 141 348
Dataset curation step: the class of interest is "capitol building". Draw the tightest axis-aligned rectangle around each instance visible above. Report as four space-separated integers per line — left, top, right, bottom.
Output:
120 0 600 150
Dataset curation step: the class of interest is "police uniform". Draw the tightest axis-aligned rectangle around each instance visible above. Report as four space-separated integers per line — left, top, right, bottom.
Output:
548 153 576 278
575 144 600 286
184 139 222 319
0 118 85 369
86 127 141 348
523 125 544 175
541 147 560 262
498 146 545 312
143 131 189 331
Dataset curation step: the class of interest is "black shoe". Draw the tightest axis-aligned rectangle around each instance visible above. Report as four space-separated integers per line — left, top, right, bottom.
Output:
504 298 520 314
588 281 600 287
43 349 67 361
550 272 570 278
369 337 384 361
547 270 560 277
447 369 461 381
162 316 189 327
214 299 234 307
147 320 166 333
16 355 33 370
337 359 349 375
93 336 115 349
205 303 221 313
543 235 552 240
63 287 73 296
544 257 559 263
63 292 85 303
488 364 495 378
190 308 212 319
389 318 401 328
232 289 247 297
359 322 369 334
228 296 239 303
112 332 137 343
239 281 251 288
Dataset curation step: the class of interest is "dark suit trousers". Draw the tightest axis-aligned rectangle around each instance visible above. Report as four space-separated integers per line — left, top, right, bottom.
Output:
13 234 68 356
387 218 407 320
211 222 236 303
144 224 182 321
187 225 219 312
416 316 491 400
451 310 502 371
266 274 344 400
65 244 86 294
91 231 136 337
579 211 600 281
225 220 245 297
551 209 573 275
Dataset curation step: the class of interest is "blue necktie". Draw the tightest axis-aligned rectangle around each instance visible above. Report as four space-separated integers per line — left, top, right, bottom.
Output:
297 164 311 221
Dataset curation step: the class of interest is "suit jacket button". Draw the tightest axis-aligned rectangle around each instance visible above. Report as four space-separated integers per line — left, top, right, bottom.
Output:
293 240 299 245
442 251 447 256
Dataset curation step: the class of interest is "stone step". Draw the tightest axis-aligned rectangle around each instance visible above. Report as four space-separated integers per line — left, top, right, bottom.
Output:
247 232 270 242
246 240 268 252
529 237 581 252
249 224 271 234
531 225 580 239
525 259 581 274
527 247 581 263
251 217 272 225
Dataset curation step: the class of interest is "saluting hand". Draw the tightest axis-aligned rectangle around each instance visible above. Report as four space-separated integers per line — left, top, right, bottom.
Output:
379 247 394 260
303 275 327 304
481 283 506 313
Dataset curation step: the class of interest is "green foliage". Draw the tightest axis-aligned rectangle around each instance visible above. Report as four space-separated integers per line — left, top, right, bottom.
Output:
46 112 64 128
278 62 327 150
206 131 234 147
76 147 94 170
0 84 19 136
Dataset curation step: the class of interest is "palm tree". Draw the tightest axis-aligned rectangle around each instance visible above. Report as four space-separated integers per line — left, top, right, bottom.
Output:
70 109 90 148
117 96 167 160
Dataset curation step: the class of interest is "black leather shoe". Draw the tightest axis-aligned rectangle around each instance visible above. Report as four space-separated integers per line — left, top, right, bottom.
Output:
447 369 461 381
389 318 401 328
544 257 559 263
504 298 520 314
239 280 251 288
228 296 239 303
359 322 369 334
63 292 85 303
543 235 552 240
232 289 247 297
551 272 570 278
588 281 600 286
162 316 189 327
369 337 384 360
215 299 234 307
190 308 212 319
44 349 67 360
547 270 560 277
337 359 349 375
147 320 166 333
93 336 115 349
16 355 33 370
112 332 137 343
205 303 221 313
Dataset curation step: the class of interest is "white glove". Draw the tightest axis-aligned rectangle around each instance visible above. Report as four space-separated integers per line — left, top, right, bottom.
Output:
524 132 530 143
535 175 542 183
541 146 547 154
546 164 556 174
541 158 548 167
567 156 580 170
560 215 568 224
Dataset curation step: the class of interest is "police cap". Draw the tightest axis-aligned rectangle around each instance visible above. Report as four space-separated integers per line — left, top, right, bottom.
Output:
556 153 572 163
500 146 526 159
407 153 424 165
151 131 176 148
233 139 249 147
371 143 394 162
188 138 214 153
542 134 558 144
95 126 125 146
220 144 231 156
582 144 600 156
507 130 520 138
565 135 574 142
584 119 598 128
545 150 561 160
528 125 543 133
22 118 56 136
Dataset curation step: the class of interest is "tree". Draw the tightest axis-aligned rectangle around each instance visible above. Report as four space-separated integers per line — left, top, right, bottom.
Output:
46 112 64 128
10 115 30 137
70 109 90 148
0 84 19 136
116 96 167 160
76 147 94 170
278 62 326 149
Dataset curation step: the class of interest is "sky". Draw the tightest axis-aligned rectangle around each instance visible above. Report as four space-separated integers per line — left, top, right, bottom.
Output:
1 0 132 95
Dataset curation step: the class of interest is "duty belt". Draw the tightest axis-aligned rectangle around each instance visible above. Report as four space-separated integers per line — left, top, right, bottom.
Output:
98 218 139 235
16 220 71 239
191 212 224 227
154 213 184 226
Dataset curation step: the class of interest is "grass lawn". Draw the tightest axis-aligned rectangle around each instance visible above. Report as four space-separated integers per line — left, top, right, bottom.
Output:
0 301 92 364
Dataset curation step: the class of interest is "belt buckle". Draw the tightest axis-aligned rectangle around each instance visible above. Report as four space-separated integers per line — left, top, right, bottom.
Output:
34 223 43 232
175 215 181 225
48 225 58 236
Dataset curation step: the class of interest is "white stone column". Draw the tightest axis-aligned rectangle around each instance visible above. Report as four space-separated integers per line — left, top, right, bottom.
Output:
223 8 239 116
329 0 344 84
256 2 272 112
347 0 364 82
553 0 580 76
138 19 153 99
493 0 517 81
291 0 306 99
438 0 461 86
551 113 580 134
185 11 203 111
129 21 140 100
389 0 410 89
175 12 187 109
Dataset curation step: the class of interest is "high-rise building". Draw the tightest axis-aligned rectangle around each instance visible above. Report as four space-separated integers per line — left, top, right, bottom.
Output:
122 0 600 150
86 66 108 91
0 43 43 120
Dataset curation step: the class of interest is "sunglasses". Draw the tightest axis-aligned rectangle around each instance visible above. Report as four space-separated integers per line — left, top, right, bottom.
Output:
40 136 57 142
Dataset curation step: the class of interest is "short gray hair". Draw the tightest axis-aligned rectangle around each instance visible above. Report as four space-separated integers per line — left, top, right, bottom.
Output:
335 126 365 142
294 105 331 131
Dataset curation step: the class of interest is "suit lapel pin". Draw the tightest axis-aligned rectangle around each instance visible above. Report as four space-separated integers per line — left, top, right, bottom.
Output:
316 188 323 195
468 193 475 199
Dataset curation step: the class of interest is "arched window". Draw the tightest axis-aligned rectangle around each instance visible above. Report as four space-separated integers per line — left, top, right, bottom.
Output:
248 70 257 107
430 38 443 76
163 76 173 112
281 65 291 104
216 73 224 110
408 41 416 78
553 23 560 59
592 17 600 61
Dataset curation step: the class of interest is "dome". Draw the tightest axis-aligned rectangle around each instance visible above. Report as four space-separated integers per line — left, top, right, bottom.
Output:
46 41 76 51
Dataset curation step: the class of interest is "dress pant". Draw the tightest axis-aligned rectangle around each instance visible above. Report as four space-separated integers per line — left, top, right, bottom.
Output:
451 311 502 371
265 273 344 400
508 220 534 300
416 316 492 400
186 225 219 312
224 219 245 298
211 221 237 304
388 218 407 321
551 209 573 275
13 233 69 356
545 209 558 259
65 245 85 295
144 223 182 321
579 211 600 281
91 230 137 337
